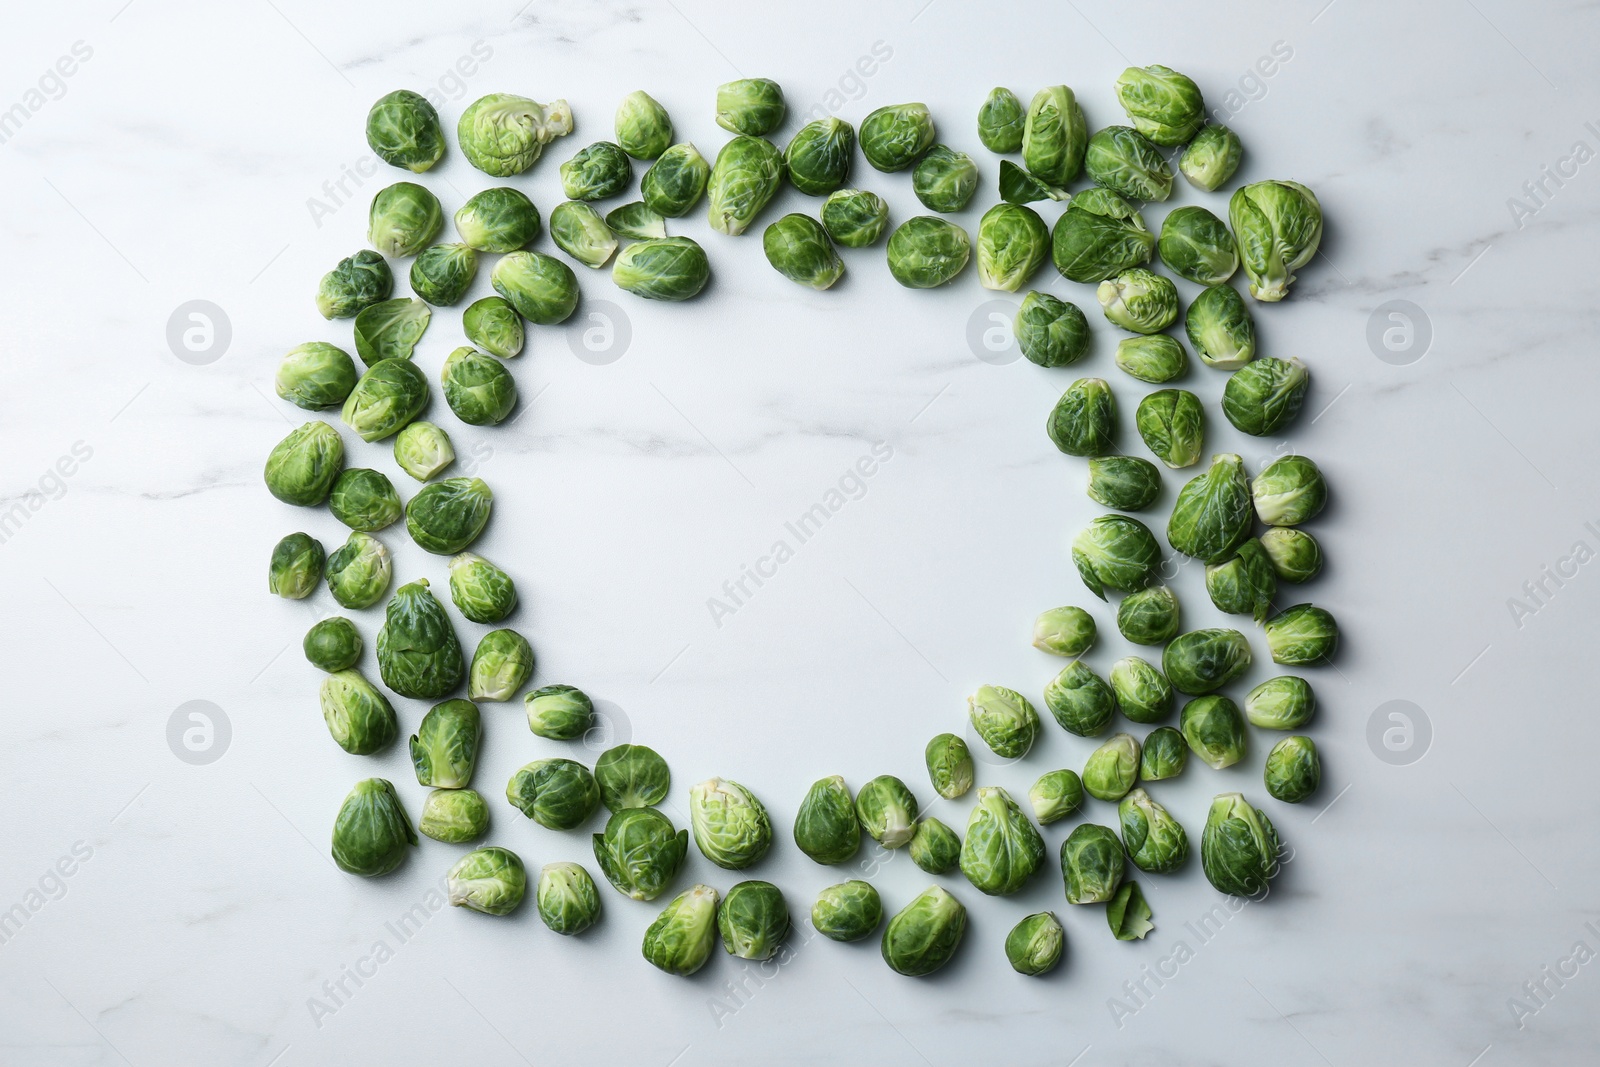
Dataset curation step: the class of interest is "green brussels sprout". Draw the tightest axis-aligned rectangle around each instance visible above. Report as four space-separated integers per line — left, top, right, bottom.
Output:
1119 788 1189 873
325 531 392 610
855 775 918 849
1044 660 1117 737
784 118 855 196
912 146 979 213
329 468 401 532
1032 605 1096 657
612 237 711 301
468 628 534 702
447 846 527 916
1110 656 1174 723
1028 769 1084 825
593 807 689 901
976 203 1048 292
1259 527 1323 583
967 684 1040 759
1136 388 1205 469
910 817 962 875
719 880 789 960
320 669 399 754
1264 604 1339 665
1061 824 1124 904
604 201 667 240
304 616 361 672
1107 880 1155 940
1167 453 1253 563
353 299 431 367
882 886 967 976
1115 335 1188 384
341 358 429 443
690 777 773 869
1047 377 1116 457
717 78 785 135
859 103 935 172
707 135 783 235
924 735 974 801
1022 86 1088 186
1115 65 1205 146
763 214 844 290
410 699 481 788
1245 676 1316 730
977 87 1026 153
491 250 580 324
1202 792 1281 895
1083 733 1141 801
1180 694 1249 769
549 201 619 269
959 787 1044 896
1223 357 1309 437
1072 515 1161 599
641 143 710 217
268 532 323 599
453 188 539 255
1016 292 1090 368
561 140 633 201
507 758 601 830
368 181 443 257
998 159 1068 205
524 684 593 740
366 90 445 172
1230 180 1323 302
1162 628 1252 695
820 189 889 247
538 861 602 935
1180 125 1243 191
1205 538 1277 623
406 477 492 555
1158 206 1238 285
277 342 359 410
441 346 517 427
317 249 392 320
1098 267 1180 334
461 297 524 359
595 744 671 811
1253 455 1327 527
1085 126 1173 202
458 93 572 176
1185 284 1257 369
886 216 969 288
1266 736 1321 803
376 578 464 698
409 243 477 306
419 788 489 843
1117 585 1181 646
643 884 720 976
393 421 454 482
1087 456 1162 512
1140 726 1188 780
811 881 882 942
615 90 673 160
448 552 516 624
331 778 415 876
1006 912 1064 975
793 775 862 864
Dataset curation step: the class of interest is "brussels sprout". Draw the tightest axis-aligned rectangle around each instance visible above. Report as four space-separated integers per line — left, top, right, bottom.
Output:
304 616 361 672
1185 284 1257 369
341 358 429 443
976 204 1048 292
595 744 671 811
1115 335 1188 384
812 880 882 942
910 818 961 875
1052 189 1155 282
1044 660 1117 737
441 347 517 427
1016 292 1090 367
320 669 399 754
977 87 1026 153
1223 357 1309 438
924 735 974 801
644 884 719 976
959 787 1044 895
1202 792 1281 895
1264 604 1339 665
784 118 855 196
1087 456 1162 512
1117 585 1181 646
331 778 415 876
507 758 601 830
376 578 465 698
1023 86 1088 186
448 552 516 624
1083 733 1141 801
1029 769 1084 825
1266 736 1321 804
368 182 442 257
277 342 358 410
1159 207 1237 287
1061 824 1124 904
460 298 523 361
525 684 594 740
690 778 773 869
793 775 862 864
447 846 527 916
419 788 490 843
1032 605 1096 658
268 532 323 599
1119 788 1189 874
1006 912 1064 975
612 237 711 301
1098 267 1180 335
615 90 673 159
1167 453 1253 563
1110 656 1174 723
393 421 454 482
593 807 689 901
1180 695 1249 770
856 775 919 849
1136 388 1205 469
547 201 618 270
820 189 889 247
366 90 445 172
717 78 785 135
641 143 710 217
410 699 481 788
1115 65 1205 146
998 159 1068 205
1205 539 1277 623
325 531 393 610
1162 628 1252 695
538 861 602 935
1085 126 1173 202
1230 180 1323 302
468 629 533 702
1046 377 1116 457
491 250 580 324
912 146 979 213
719 880 789 960
451 191 538 258
561 140 633 201
317 249 393 320
859 103 935 172
1072 514 1161 600
1253 455 1327 527
604 201 668 240
409 243 477 306
1259 527 1323 583
353 299 431 367
329 468 401 532
967 684 1040 759
1140 726 1188 780
1245 676 1316 730
406 477 492 554
707 135 784 235
458 93 572 176
763 214 844 290
1107 880 1155 940
882 886 967 976
1180 125 1243 191
886 216 969 288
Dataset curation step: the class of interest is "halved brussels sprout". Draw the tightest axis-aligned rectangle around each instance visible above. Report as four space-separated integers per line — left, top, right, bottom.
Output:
1266 736 1321 803
366 90 444 172
977 204 1048 292
859 103 935 172
1186 284 1256 369
332 778 415 876
268 532 323 599
1110 656 1174 723
1083 733 1141 801
419 788 490 843
1180 125 1242 191
538 861 601 935
910 817 962 875
1047 377 1116 456
1044 660 1117 737
719 880 789 960
507 758 600 830
1253 455 1327 526
376 578 464 697
784 118 855 195
1205 538 1277 623
561 141 632 200
1117 585 1180 645
368 182 442 257
1167 453 1253 563
491 250 580 324
1087 456 1162 512
1244 675 1316 730
999 159 1069 205
613 237 711 301
1223 357 1309 437
812 880 881 942
763 214 844 290
1016 292 1090 367
468 628 533 702
1051 188 1153 283
320 669 398 754
1006 912 1064 976
441 346 517 426
1180 694 1248 770
881 886 967 976
1115 65 1205 146
1022 86 1088 186
325 531 392 610
1263 604 1339 665
454 187 541 253
707 135 783 235
1230 180 1323 302
1119 788 1189 873
716 78 785 135
1108 880 1154 940
1140 726 1188 780
406 477 492 555
524 684 593 740
329 468 401 532
304 616 361 672
1115 335 1188 384
643 884 719 976
1259 527 1323 583
1072 514 1161 599
409 243 477 306
793 774 861 865
458 93 572 176
1029 769 1084 825
1032 605 1096 658
1136 388 1205 469
277 342 359 410
967 684 1040 759
593 806 688 901
820 189 889 247
1202 792 1281 895
641 143 710 217
605 201 667 240
690 778 772 869
1159 206 1238 285
410 699 481 788
595 744 670 811
1162 628 1252 695
1098 267 1180 334
856 775 918 849
925 735 974 801
960 786 1044 895
448 551 516 623
1085 126 1173 201
1061 823 1123 904
342 357 429 443
317 250 392 320
353 299 431 367
448 846 527 916
912 146 979 213
886 216 969 288
977 87 1026 153
615 90 673 160
461 297 524 359
393 421 454 482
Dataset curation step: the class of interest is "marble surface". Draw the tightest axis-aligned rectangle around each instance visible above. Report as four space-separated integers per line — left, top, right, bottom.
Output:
3 0 1598 1063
